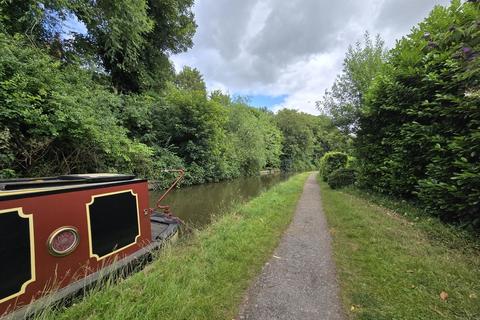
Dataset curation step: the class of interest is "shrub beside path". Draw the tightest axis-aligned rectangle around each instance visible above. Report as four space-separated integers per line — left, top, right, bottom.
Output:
238 173 344 320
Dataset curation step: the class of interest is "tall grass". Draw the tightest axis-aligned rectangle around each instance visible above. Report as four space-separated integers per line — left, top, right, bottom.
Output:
319 178 480 319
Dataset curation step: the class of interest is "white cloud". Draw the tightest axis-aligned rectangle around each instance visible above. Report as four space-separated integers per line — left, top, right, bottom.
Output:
172 0 451 114
271 52 343 115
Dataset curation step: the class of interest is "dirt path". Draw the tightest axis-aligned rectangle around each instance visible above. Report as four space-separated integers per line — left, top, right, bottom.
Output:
238 173 344 320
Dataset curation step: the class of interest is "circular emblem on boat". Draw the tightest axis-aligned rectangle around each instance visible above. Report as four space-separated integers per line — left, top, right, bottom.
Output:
47 227 80 257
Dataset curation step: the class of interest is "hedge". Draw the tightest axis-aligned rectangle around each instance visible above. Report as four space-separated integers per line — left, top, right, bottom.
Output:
319 151 348 181
356 1 480 228
327 168 356 189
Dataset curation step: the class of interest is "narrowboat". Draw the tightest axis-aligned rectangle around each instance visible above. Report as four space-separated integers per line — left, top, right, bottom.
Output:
0 172 184 318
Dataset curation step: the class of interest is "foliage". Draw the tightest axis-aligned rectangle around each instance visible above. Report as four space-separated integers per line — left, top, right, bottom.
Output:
0 2 350 185
0 34 152 178
346 156 358 170
0 0 197 92
174 66 207 93
276 109 349 172
317 32 387 133
356 0 480 228
319 151 348 182
327 168 356 189
161 84 229 183
226 104 283 176
0 30 347 183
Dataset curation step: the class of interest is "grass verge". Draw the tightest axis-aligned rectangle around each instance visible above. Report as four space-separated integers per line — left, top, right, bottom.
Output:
319 179 480 320
37 173 309 320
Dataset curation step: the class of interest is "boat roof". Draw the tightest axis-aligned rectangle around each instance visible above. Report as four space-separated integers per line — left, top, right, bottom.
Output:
0 174 142 200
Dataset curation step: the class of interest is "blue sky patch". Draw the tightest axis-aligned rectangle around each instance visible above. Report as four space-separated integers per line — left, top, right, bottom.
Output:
241 94 288 108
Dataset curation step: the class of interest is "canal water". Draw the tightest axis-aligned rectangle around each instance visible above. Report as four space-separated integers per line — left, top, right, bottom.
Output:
149 174 291 228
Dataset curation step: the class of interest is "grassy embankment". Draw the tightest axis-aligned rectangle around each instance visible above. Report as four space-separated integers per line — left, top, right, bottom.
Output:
319 178 480 320
37 173 310 320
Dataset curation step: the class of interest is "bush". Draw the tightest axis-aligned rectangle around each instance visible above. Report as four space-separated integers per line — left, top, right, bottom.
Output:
356 1 480 228
327 168 356 189
346 156 358 169
0 34 154 177
320 152 348 181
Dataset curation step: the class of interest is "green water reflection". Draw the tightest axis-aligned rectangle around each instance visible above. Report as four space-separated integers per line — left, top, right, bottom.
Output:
149 174 291 228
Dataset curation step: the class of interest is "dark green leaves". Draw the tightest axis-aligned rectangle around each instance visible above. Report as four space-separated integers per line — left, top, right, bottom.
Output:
356 1 480 229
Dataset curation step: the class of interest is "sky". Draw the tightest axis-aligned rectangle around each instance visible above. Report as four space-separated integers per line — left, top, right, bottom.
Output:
171 0 451 114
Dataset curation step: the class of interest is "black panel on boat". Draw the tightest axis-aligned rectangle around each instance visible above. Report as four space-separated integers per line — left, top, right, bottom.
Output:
0 211 32 301
88 191 139 258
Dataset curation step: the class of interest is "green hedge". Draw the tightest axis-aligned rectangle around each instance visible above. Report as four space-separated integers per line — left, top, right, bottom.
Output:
327 168 356 189
319 151 348 181
356 1 480 228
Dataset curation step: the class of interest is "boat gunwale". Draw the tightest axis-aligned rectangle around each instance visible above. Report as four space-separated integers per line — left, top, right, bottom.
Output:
0 179 148 201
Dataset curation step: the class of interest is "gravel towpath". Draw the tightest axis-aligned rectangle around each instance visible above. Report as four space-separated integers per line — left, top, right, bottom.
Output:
238 173 344 320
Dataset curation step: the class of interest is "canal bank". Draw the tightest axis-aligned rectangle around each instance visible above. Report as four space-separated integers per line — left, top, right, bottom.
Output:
37 173 310 320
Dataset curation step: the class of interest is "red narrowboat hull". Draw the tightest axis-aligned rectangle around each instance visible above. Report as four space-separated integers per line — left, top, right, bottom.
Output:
0 177 154 316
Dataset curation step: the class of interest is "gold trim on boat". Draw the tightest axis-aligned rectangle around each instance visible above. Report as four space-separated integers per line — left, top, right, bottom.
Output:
0 208 36 304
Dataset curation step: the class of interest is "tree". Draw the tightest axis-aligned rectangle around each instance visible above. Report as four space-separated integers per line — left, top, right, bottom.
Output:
356 0 480 228
0 34 153 178
276 110 313 171
0 0 352 185
226 104 283 176
175 66 207 93
317 32 386 133
158 84 230 182
257 110 283 169
275 109 350 171
209 90 232 106
0 0 197 92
